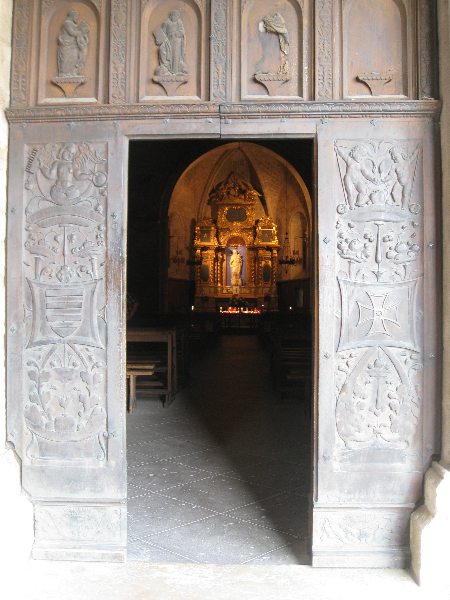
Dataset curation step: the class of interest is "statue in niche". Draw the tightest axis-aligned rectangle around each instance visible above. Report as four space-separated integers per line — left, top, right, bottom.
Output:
52 11 90 98
254 13 290 96
230 248 243 286
153 10 189 97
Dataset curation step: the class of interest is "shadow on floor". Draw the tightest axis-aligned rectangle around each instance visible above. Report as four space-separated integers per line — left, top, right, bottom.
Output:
127 333 312 565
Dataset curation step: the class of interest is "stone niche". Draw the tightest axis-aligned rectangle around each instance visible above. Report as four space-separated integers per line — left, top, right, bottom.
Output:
241 0 308 99
38 1 104 104
139 0 205 100
344 0 409 98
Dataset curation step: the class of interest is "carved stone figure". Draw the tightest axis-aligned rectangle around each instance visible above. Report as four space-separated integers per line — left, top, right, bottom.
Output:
261 13 289 75
254 13 290 96
335 142 420 214
161 10 188 75
382 145 420 209
335 144 380 209
153 10 189 96
37 143 102 206
57 11 90 77
230 248 243 286
52 11 90 97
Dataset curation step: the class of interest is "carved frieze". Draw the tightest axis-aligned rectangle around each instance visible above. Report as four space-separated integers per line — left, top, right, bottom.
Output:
35 504 122 542
315 510 411 548
5 101 441 123
23 142 108 462
333 140 423 453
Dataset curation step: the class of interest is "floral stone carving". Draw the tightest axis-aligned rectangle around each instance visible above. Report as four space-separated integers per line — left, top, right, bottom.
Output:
52 11 90 98
23 142 108 462
334 140 423 453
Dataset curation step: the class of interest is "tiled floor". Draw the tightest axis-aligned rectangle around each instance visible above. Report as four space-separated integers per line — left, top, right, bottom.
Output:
127 334 312 564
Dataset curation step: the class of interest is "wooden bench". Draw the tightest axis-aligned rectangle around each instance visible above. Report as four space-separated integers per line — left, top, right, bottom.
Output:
127 327 183 407
126 363 155 413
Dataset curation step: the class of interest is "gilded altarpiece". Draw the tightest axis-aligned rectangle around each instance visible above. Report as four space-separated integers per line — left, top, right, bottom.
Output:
193 173 279 310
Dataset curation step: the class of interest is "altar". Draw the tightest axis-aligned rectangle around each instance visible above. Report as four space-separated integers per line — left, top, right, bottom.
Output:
192 172 279 312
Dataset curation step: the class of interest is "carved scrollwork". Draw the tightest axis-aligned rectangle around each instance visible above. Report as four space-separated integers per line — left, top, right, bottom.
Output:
111 0 127 103
211 0 227 101
23 142 108 462
11 0 32 107
35 504 122 542
334 140 423 453
316 0 333 100
318 511 410 547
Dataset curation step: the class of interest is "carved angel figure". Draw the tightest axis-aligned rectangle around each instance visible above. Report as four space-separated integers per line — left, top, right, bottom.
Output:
57 11 90 78
336 144 380 209
382 145 419 209
261 13 289 75
154 10 188 76
38 143 105 205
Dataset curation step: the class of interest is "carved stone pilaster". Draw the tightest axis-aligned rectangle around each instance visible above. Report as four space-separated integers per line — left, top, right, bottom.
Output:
110 0 128 103
211 0 227 101
316 0 333 100
418 0 438 99
11 0 32 107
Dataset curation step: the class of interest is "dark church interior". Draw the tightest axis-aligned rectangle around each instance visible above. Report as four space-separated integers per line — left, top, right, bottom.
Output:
126 138 314 564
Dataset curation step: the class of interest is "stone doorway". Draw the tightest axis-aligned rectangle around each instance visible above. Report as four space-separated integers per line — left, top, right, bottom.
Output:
125 139 314 563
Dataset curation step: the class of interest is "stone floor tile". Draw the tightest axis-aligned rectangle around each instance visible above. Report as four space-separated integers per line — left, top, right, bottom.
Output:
224 491 309 538
127 539 199 563
145 513 291 564
156 475 284 514
127 491 218 531
243 539 310 565
127 461 211 492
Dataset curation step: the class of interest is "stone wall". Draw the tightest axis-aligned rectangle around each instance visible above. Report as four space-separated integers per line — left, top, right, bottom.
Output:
0 0 34 577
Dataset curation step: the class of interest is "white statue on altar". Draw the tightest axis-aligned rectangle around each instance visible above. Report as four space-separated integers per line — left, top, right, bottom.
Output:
230 248 243 286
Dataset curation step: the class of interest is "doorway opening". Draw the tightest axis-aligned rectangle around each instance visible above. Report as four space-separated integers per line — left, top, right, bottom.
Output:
126 138 315 564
